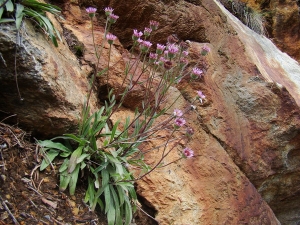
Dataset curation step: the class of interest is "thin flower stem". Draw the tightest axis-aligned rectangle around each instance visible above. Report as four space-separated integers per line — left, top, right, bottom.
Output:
85 17 110 111
158 156 184 168
106 45 112 93
117 136 184 183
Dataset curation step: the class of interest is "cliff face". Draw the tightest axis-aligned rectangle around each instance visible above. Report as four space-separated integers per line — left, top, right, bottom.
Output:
229 0 300 62
1 0 300 224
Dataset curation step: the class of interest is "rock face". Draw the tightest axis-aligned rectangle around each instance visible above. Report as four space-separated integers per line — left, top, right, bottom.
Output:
226 0 300 62
0 22 94 137
1 0 300 224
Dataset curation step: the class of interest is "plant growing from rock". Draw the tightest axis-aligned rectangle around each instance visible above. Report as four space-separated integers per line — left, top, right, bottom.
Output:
39 6 209 225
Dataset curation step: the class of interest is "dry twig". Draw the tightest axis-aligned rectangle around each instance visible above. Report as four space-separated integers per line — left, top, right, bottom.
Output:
0 196 20 225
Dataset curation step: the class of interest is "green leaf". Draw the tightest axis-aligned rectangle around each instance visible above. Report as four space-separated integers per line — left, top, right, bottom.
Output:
80 161 86 170
116 185 125 206
109 184 121 225
15 4 24 30
61 134 88 146
39 140 71 153
59 158 69 173
0 6 4 19
93 161 109 174
76 153 90 164
40 149 59 171
104 185 111 214
97 198 104 211
69 164 80 195
59 151 71 157
128 186 137 200
91 184 106 210
59 170 71 191
50 34 58 47
124 195 133 224
21 0 61 13
0 18 15 23
5 0 13 12
101 169 109 187
97 68 108 77
106 189 115 225
67 146 83 173
84 177 95 205
110 120 120 143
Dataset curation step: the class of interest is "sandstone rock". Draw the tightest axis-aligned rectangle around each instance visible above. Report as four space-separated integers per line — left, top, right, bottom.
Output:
224 0 300 62
0 21 95 137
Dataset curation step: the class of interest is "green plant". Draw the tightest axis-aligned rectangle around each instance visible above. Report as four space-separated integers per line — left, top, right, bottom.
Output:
39 6 209 225
0 0 62 46
39 96 138 224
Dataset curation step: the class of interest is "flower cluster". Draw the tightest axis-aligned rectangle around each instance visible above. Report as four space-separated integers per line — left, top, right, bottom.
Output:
86 7 97 18
172 109 194 158
150 20 159 30
197 90 206 103
183 147 194 158
191 67 203 79
106 33 117 45
201 45 210 56
104 7 113 16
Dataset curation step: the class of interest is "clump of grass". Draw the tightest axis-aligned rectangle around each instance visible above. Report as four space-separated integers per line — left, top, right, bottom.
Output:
218 0 266 35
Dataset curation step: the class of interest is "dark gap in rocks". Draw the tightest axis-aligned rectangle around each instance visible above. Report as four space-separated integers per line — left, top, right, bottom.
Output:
97 84 110 103
126 45 133 51
63 27 85 60
135 193 159 225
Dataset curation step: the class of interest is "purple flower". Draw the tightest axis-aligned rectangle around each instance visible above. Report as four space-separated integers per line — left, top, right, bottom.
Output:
149 52 158 59
156 43 165 54
159 56 167 62
104 7 114 16
106 33 117 45
150 20 159 30
175 117 186 127
132 29 143 41
164 50 169 57
186 127 194 136
197 91 205 99
183 147 194 158
179 58 188 68
167 44 179 59
108 13 119 23
173 109 183 117
149 52 158 63
86 7 97 18
140 40 152 52
155 56 166 66
144 27 152 37
137 38 143 44
201 45 210 56
182 51 189 57
191 67 203 79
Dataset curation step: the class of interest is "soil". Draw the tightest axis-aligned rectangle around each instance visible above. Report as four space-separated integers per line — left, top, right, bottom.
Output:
0 122 157 225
